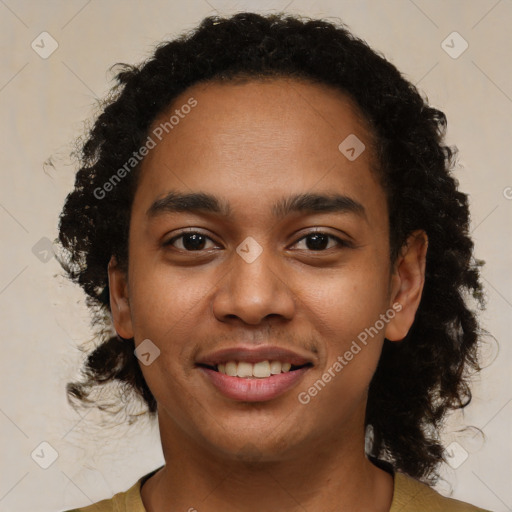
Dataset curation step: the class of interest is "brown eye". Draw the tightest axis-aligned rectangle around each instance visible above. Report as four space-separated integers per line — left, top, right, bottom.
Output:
164 232 216 251
293 232 351 251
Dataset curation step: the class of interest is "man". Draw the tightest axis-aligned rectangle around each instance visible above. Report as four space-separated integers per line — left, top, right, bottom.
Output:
59 12 491 512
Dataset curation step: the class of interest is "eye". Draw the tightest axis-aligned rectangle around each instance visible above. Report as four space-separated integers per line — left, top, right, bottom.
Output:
163 231 218 251
292 231 350 251
163 230 351 253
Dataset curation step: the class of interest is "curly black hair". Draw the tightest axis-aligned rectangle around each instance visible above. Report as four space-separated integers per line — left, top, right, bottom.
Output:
56 12 486 485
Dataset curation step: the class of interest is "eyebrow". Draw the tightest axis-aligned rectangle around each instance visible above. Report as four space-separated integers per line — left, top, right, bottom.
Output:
146 191 367 221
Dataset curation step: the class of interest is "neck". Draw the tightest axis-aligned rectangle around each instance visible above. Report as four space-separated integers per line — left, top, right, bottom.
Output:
141 412 394 512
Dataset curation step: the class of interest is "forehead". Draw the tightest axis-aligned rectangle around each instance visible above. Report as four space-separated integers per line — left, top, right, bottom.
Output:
148 77 375 168
132 78 386 228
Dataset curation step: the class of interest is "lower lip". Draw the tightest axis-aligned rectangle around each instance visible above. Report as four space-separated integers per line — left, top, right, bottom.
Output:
198 367 310 402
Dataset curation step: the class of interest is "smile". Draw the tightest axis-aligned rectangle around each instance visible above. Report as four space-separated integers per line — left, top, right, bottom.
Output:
197 362 313 402
200 360 311 378
195 345 314 401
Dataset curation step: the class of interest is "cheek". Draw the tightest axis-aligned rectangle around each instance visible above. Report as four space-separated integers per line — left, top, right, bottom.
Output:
127 267 204 405
128 254 207 337
300 257 390 397
305 257 390 332
126 262 214 399
300 278 387 421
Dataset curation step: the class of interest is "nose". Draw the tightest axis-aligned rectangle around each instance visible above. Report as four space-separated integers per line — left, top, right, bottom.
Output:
212 243 296 326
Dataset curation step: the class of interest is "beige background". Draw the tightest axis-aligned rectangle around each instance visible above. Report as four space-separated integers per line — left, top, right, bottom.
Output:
0 1 511 511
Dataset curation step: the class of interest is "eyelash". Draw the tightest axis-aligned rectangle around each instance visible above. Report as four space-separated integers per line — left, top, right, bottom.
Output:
163 230 352 252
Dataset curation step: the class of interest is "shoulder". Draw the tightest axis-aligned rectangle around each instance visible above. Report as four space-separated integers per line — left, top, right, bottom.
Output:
62 476 146 512
391 471 493 512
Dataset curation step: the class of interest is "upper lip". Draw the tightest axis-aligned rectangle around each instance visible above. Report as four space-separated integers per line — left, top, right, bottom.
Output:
196 346 314 367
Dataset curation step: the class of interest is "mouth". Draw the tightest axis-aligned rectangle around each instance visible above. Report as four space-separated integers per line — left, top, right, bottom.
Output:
195 347 314 402
197 360 313 378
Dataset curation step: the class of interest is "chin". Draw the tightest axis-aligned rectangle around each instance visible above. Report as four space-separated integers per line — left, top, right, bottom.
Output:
197 421 306 463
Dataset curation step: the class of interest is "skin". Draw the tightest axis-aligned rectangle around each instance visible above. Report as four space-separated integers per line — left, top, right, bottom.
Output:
109 78 428 512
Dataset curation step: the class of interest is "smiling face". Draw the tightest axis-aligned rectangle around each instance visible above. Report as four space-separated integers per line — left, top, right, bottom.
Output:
109 77 426 462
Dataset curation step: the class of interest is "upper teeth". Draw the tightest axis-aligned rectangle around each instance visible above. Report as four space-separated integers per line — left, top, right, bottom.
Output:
217 360 292 378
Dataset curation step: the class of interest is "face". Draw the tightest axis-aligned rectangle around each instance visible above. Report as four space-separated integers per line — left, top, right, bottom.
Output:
109 78 426 462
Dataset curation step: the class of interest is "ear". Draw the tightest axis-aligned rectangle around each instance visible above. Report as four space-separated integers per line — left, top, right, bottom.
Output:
384 230 428 342
108 255 134 340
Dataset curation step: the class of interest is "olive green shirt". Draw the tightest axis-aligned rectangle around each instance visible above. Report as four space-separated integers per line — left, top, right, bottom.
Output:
64 464 492 512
